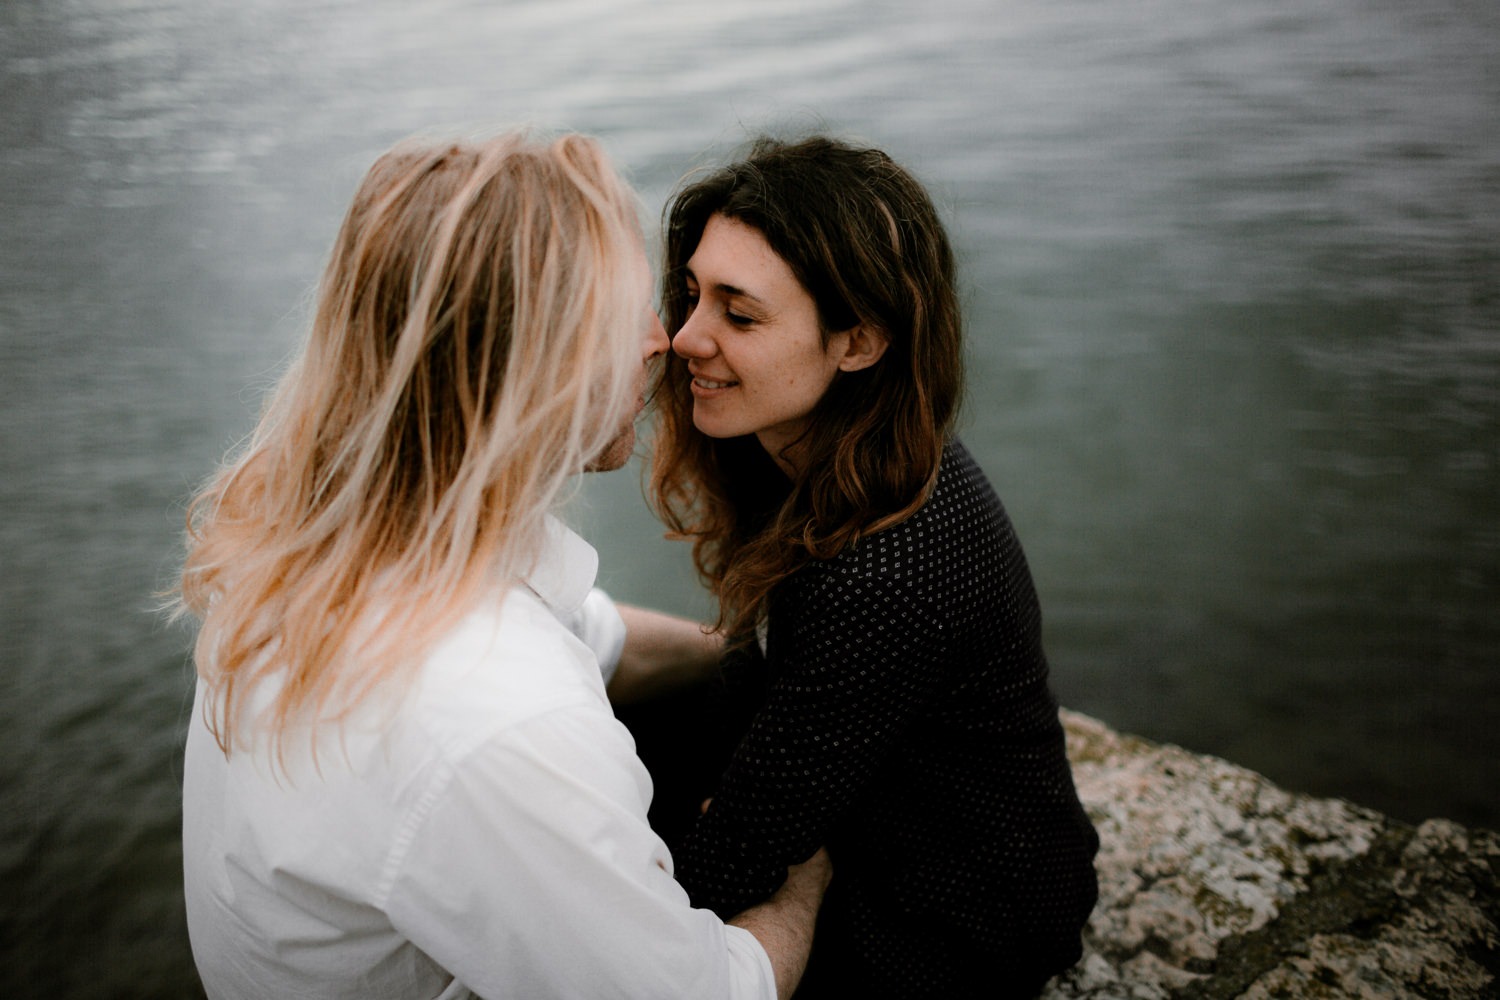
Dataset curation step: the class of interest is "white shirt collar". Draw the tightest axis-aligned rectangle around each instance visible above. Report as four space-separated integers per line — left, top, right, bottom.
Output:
523 515 599 616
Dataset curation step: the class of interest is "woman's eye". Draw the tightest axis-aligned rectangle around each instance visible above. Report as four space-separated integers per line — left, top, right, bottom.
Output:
726 310 753 327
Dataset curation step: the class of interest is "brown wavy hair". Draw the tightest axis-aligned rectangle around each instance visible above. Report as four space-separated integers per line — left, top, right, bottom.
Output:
650 135 964 641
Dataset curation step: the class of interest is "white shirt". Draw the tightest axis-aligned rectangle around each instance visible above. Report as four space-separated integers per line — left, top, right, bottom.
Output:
182 518 775 1000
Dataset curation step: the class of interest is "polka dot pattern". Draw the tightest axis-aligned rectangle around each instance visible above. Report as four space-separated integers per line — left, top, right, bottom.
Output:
674 440 1099 997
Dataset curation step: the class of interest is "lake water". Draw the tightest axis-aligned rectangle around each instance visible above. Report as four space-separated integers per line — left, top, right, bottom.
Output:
2 0 1496 995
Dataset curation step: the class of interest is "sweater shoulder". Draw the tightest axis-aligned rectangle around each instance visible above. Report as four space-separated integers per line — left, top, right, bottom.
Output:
824 439 1003 574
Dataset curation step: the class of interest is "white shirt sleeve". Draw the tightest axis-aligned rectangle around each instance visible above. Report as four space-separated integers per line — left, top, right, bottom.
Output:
380 696 775 1000
564 587 627 684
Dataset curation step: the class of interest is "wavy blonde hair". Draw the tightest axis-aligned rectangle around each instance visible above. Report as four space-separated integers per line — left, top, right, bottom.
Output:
174 131 645 759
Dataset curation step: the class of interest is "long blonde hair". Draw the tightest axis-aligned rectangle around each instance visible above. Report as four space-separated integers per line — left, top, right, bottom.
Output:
175 131 645 758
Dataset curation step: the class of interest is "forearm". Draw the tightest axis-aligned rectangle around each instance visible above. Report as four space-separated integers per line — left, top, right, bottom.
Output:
727 849 831 1000
675 584 944 914
606 603 724 705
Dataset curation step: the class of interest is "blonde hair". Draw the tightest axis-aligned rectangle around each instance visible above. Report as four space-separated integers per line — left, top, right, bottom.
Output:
175 131 645 759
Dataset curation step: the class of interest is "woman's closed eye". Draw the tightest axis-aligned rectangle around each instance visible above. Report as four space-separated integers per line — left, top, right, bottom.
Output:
682 275 755 328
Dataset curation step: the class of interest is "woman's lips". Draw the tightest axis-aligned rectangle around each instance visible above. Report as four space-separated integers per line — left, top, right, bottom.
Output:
689 374 739 396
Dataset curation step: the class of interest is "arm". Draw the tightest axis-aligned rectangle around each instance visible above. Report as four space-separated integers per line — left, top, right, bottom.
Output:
606 602 725 705
676 574 949 916
385 699 786 1000
729 848 832 1000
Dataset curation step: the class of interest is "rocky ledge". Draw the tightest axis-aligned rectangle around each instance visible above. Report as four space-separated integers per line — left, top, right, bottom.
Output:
1046 711 1498 999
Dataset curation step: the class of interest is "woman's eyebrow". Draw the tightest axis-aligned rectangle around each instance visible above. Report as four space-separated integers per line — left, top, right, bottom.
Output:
684 268 767 308
718 283 766 307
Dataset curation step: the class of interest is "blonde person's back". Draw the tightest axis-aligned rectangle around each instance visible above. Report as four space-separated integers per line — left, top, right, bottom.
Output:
184 521 768 998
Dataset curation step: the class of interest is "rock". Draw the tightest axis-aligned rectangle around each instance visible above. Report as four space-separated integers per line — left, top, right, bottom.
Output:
1045 711 1499 999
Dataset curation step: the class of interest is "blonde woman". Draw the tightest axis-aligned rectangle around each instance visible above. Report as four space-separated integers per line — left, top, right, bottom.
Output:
174 131 828 1000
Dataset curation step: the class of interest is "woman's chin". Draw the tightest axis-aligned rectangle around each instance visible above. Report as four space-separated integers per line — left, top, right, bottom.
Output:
689 412 735 440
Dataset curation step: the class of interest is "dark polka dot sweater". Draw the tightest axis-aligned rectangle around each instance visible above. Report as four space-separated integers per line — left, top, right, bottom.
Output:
674 439 1099 998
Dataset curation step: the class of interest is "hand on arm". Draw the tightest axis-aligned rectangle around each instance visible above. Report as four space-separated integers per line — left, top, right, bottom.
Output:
390 700 787 1000
728 848 832 1000
676 578 948 916
606 603 724 705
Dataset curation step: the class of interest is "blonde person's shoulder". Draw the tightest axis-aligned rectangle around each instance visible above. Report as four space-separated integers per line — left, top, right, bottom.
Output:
403 585 612 755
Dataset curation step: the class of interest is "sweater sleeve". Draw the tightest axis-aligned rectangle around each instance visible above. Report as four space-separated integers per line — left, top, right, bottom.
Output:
674 569 951 917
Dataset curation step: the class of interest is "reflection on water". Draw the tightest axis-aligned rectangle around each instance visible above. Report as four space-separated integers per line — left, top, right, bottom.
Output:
2 0 1496 995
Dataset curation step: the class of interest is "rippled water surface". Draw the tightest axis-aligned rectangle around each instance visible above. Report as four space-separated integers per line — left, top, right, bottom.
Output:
2 0 1496 995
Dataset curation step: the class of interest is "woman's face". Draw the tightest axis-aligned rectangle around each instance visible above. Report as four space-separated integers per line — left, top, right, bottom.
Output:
671 213 852 473
589 243 670 472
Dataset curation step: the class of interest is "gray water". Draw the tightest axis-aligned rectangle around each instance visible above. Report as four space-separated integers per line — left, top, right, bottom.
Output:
2 0 1496 995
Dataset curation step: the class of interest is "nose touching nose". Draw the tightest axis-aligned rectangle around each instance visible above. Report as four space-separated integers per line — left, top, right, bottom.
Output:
643 310 670 359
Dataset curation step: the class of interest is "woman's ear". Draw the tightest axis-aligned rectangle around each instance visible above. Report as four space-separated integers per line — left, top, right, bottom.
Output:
836 324 890 372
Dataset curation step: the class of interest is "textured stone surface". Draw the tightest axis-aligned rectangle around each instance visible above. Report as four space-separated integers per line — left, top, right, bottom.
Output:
1044 712 1499 999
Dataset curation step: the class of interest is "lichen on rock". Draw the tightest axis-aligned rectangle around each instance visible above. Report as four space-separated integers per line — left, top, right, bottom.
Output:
1041 712 1498 999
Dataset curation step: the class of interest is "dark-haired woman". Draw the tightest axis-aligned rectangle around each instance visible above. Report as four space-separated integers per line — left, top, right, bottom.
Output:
637 136 1099 998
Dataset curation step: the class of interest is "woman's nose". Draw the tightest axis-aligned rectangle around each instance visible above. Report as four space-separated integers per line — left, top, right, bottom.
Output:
671 309 712 359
